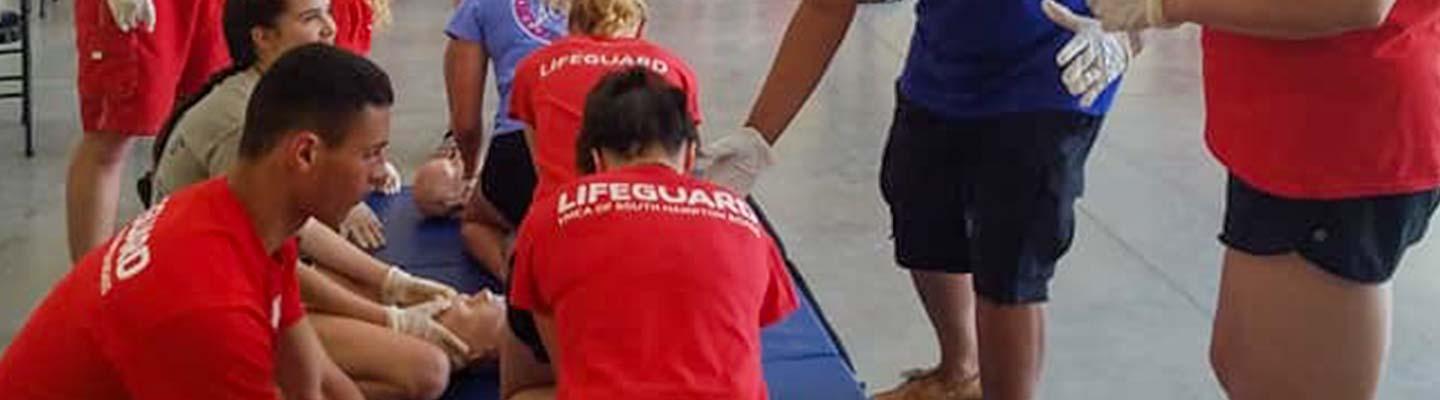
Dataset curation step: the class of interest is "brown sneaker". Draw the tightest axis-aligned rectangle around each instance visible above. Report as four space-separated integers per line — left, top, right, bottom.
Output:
872 368 982 400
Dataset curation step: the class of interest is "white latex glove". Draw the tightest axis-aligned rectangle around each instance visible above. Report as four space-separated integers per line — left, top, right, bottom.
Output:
1043 0 1135 107
106 0 157 33
386 298 471 361
696 127 775 195
373 161 402 195
381 266 460 306
338 203 386 250
1084 0 1176 31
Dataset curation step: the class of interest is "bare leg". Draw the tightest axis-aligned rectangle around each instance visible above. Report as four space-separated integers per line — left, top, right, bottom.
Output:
912 270 981 381
975 298 1045 400
310 314 452 400
66 131 136 261
1209 250 1390 400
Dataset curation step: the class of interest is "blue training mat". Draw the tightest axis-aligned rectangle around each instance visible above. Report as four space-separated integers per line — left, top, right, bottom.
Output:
366 190 865 400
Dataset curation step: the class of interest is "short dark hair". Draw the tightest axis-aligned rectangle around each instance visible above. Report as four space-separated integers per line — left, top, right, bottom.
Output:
575 67 697 174
240 44 395 159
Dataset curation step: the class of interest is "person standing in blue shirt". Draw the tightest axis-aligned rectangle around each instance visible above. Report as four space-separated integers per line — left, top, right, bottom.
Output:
443 0 567 279
700 1 1140 399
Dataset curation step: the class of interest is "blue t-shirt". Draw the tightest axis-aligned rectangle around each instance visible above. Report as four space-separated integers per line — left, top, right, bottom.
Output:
899 0 1118 119
446 0 568 136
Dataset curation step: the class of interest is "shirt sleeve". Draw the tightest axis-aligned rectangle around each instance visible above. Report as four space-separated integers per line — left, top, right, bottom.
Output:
508 204 549 315
444 0 486 43
118 307 281 400
758 244 798 327
508 56 539 126
278 240 305 330
681 64 703 126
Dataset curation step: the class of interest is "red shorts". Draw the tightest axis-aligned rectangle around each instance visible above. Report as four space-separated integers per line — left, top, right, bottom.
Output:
74 0 228 136
332 0 375 56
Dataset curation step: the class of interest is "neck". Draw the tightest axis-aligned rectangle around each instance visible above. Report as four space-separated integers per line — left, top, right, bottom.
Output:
605 150 685 174
253 56 276 75
227 160 308 253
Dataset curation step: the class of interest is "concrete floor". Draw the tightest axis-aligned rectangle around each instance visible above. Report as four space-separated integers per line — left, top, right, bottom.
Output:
3 0 1439 398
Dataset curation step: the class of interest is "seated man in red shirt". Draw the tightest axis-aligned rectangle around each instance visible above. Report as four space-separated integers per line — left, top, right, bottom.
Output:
0 44 394 400
502 67 799 400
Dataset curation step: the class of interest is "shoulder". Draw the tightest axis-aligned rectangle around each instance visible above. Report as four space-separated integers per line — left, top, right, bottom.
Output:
175 72 254 137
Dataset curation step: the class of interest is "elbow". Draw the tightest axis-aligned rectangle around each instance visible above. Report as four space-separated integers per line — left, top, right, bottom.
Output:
1336 0 1396 31
284 388 326 400
803 0 857 16
1350 4 1393 29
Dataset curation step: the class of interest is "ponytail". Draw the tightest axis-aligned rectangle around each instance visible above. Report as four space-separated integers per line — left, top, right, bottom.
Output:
553 0 647 37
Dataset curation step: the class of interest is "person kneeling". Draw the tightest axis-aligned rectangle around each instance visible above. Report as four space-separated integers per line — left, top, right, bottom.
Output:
502 68 799 400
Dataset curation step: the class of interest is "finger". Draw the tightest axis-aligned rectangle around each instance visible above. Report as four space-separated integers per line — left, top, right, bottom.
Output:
354 226 374 249
414 298 453 316
1041 0 1083 31
1057 36 1086 66
1062 65 1088 95
418 279 458 298
432 322 472 356
143 2 157 32
364 223 385 248
1080 83 1104 107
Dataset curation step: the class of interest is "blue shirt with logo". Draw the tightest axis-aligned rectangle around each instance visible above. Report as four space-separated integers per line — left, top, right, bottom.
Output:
899 0 1118 119
446 0 568 136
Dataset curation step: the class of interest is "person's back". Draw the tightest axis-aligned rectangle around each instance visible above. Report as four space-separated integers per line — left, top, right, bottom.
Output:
902 0 1118 117
510 34 701 200
505 67 795 400
1203 0 1440 198
0 178 304 399
449 0 566 137
152 70 261 201
511 165 794 400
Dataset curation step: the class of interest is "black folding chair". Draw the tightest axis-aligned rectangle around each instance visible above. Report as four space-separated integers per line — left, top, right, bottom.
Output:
7 0 33 157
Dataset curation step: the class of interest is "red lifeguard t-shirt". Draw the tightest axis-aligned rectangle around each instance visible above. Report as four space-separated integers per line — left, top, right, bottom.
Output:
0 178 305 400
509 35 703 201
1203 0 1440 199
332 0 375 55
510 164 797 400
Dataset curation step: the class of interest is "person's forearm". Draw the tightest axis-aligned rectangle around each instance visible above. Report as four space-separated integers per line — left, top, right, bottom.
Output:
277 318 362 400
446 40 490 178
298 219 390 293
1166 0 1395 39
461 222 511 281
500 331 555 399
744 0 857 144
297 264 390 325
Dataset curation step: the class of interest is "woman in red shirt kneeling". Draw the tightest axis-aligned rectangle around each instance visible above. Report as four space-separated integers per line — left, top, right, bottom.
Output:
501 67 798 400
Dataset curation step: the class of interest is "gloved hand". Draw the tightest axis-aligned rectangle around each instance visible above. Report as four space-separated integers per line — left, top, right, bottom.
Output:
106 0 157 33
386 298 471 362
381 266 460 306
1043 0 1136 107
338 203 386 250
696 127 775 195
373 161 402 195
1084 0 1177 31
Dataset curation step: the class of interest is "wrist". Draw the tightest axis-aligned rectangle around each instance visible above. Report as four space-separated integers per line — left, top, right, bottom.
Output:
1158 0 1188 25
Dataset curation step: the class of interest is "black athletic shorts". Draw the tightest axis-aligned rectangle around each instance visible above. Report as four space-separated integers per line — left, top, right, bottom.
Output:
1220 176 1440 283
880 95 1102 304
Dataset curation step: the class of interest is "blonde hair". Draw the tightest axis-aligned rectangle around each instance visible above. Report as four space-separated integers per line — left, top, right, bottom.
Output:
368 0 392 30
550 0 647 37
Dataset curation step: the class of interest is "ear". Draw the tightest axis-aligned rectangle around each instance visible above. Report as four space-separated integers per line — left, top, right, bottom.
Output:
286 131 324 171
251 26 273 61
682 142 697 172
590 149 607 173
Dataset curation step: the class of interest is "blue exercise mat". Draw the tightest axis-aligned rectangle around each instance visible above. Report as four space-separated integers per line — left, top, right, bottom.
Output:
366 190 865 400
